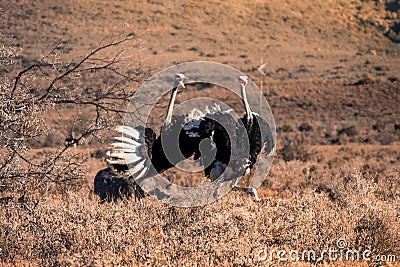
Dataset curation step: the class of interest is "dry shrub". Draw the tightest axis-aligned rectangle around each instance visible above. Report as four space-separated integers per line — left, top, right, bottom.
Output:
298 122 313 132
376 133 395 145
337 125 358 137
277 124 294 133
0 20 148 198
40 133 65 148
278 134 310 162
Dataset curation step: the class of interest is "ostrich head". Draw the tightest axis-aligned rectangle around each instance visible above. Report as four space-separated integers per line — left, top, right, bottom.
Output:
164 73 187 128
239 76 248 87
174 73 187 89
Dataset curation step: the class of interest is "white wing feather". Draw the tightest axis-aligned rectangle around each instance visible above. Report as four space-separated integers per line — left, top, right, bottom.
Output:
115 125 140 140
112 136 141 147
125 159 145 176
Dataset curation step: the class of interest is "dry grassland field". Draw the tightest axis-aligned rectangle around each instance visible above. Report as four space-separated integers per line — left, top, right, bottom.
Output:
1 0 400 266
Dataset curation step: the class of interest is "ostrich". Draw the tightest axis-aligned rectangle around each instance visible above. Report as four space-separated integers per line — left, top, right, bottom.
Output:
182 76 274 200
237 75 275 199
105 73 201 179
95 73 198 201
239 76 274 171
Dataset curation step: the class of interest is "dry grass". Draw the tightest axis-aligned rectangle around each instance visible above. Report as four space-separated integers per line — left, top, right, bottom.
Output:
1 149 399 266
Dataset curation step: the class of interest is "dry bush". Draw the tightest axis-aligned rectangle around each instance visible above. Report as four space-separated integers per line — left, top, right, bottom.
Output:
0 18 149 198
298 122 313 132
278 134 311 162
337 125 358 138
277 123 294 133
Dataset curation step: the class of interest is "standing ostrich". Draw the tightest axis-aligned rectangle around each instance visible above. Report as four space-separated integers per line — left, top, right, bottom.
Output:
239 76 274 171
182 76 274 200
237 75 275 199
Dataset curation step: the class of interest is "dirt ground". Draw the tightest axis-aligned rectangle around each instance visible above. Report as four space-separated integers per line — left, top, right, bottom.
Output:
1 0 400 266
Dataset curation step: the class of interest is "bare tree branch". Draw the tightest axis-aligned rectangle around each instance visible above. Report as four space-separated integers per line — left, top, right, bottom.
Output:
1 32 149 198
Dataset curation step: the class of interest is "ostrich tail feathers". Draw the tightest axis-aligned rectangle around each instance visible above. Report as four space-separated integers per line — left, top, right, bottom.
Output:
106 126 149 180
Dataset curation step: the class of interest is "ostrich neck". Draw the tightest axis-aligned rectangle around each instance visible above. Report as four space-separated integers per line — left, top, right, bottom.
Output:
164 88 178 126
241 85 253 123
